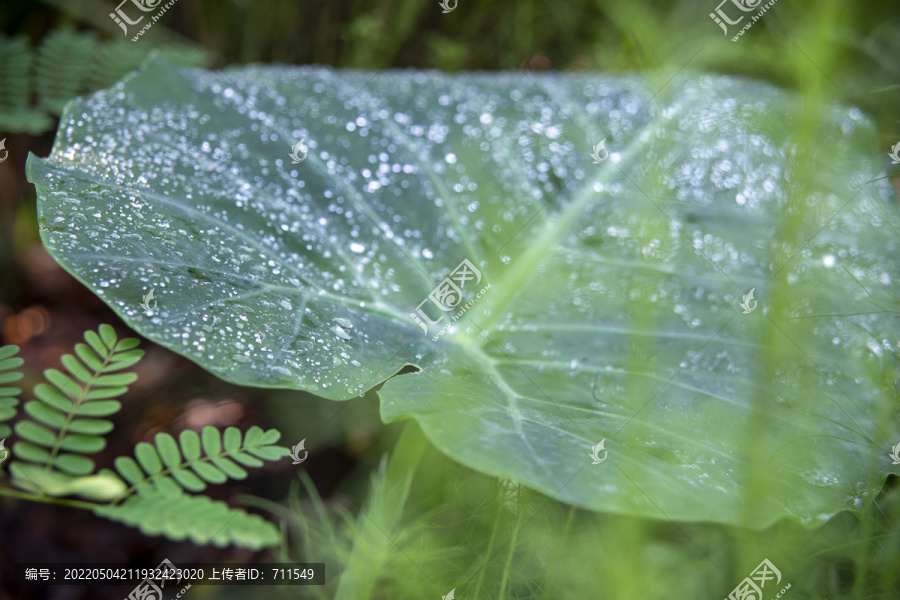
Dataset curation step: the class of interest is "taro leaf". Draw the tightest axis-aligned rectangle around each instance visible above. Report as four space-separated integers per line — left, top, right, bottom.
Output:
27 57 900 527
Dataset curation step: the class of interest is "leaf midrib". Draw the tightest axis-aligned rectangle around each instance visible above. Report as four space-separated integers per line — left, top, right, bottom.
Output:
45 346 115 473
466 127 653 342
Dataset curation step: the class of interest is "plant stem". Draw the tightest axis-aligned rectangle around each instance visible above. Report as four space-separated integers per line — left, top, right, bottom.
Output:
0 486 99 510
333 420 428 600
498 487 526 598
473 494 502 600
544 505 577 592
46 348 115 472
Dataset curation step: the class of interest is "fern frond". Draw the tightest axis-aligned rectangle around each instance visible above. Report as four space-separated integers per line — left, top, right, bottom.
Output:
0 36 31 110
95 487 282 549
34 28 98 116
11 324 141 486
1 325 286 550
154 45 210 68
85 40 151 92
0 35 52 134
0 29 209 134
114 425 290 496
0 345 24 440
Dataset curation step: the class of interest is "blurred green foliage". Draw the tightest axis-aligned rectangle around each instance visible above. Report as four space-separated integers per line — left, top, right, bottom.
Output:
2 0 899 599
2 0 898 135
0 28 206 133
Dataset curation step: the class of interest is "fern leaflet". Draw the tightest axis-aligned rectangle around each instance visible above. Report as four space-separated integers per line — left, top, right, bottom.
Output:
97 486 281 550
0 344 23 440
1 325 287 549
115 425 289 496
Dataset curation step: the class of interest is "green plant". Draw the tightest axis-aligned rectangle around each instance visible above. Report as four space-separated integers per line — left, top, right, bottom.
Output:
255 421 900 599
0 345 23 439
0 324 288 549
26 57 900 532
0 28 206 134
6 1 900 599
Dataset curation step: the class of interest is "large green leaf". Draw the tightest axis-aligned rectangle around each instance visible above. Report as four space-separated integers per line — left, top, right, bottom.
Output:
27 57 900 527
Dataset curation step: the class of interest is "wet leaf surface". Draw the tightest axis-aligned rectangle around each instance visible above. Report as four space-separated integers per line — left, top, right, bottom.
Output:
28 57 900 527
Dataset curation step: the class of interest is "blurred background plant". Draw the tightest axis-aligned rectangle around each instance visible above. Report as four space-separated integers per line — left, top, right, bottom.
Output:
1 0 899 598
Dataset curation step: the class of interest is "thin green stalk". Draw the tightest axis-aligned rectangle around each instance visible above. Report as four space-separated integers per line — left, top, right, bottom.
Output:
45 350 115 473
498 490 526 599
473 497 502 600
879 489 900 597
544 505 577 590
333 421 428 600
852 501 876 600
0 486 99 510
